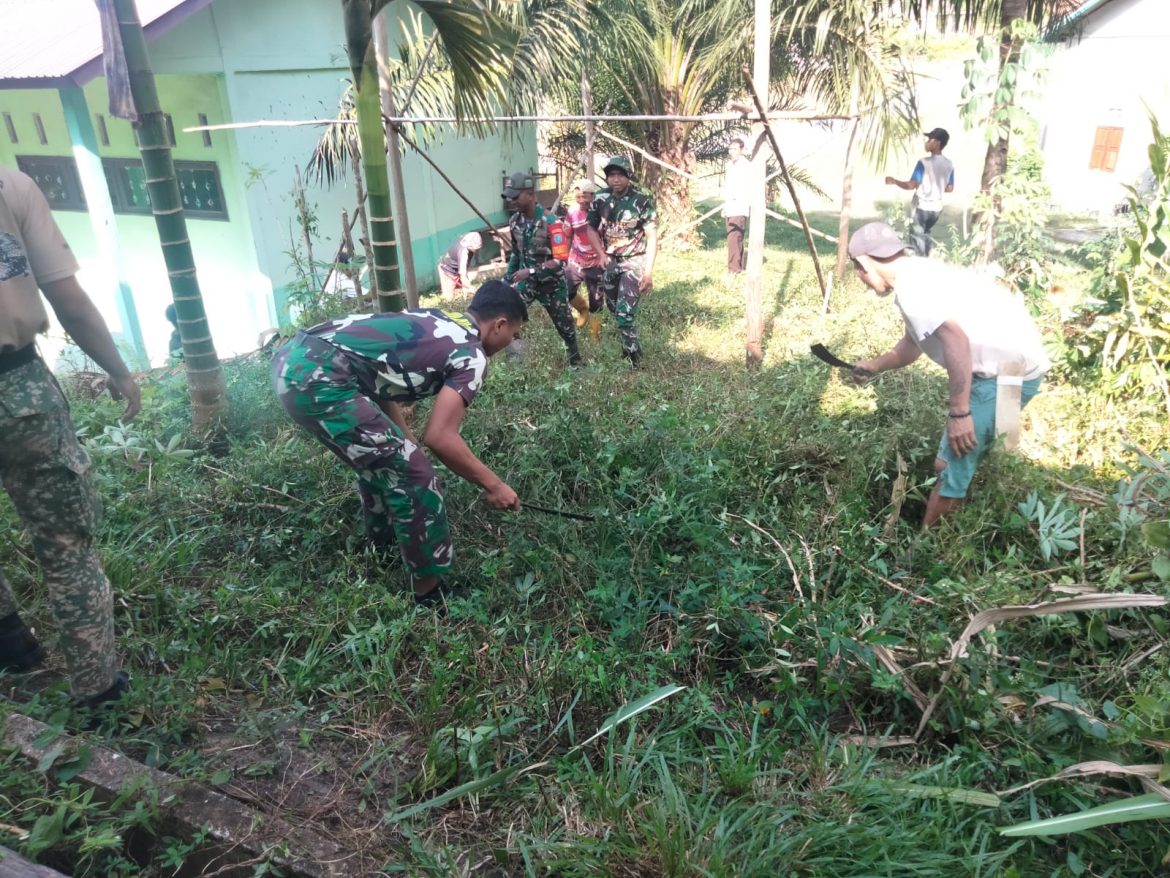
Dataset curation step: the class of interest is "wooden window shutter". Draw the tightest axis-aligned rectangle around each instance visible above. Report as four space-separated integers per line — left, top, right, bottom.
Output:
1103 127 1123 172
1089 126 1124 172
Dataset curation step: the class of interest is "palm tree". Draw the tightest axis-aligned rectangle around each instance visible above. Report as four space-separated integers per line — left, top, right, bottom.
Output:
340 0 514 312
566 0 916 230
97 0 226 434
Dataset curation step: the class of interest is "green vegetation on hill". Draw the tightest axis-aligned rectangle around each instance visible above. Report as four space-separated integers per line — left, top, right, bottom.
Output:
1 219 1168 876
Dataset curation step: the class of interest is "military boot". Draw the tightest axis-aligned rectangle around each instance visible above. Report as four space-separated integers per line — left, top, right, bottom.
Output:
589 314 602 343
570 293 590 327
0 613 45 673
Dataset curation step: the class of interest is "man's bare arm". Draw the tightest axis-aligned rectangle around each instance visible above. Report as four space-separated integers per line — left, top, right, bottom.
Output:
40 276 140 419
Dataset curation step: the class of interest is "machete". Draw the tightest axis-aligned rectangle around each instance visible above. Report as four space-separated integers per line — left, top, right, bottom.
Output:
809 343 857 371
522 501 595 522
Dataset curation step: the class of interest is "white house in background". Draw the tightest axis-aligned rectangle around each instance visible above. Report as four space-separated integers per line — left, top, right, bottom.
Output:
1040 0 1170 215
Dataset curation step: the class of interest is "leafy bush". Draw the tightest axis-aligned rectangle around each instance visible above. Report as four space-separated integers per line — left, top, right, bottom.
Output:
1073 114 1170 412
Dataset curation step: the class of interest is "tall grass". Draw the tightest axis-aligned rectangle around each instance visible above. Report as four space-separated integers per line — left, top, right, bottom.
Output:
1 218 1167 876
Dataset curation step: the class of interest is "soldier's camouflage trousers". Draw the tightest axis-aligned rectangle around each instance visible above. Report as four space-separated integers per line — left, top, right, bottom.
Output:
602 257 645 359
272 333 452 584
516 279 581 364
0 356 118 699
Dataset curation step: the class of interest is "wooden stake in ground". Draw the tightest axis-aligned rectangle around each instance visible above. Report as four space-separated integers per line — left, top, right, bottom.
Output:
740 65 829 308
293 165 320 290
340 208 364 303
743 0 769 370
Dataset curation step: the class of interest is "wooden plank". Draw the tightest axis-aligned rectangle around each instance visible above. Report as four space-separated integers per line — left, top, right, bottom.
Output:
0 845 70 878
2 713 368 878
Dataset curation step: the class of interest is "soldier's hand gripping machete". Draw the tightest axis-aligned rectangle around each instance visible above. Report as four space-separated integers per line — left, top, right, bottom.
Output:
522 501 594 522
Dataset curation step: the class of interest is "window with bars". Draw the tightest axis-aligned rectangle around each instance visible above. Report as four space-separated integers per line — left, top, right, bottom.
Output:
15 155 87 210
1089 126 1123 172
103 158 229 220
15 155 230 220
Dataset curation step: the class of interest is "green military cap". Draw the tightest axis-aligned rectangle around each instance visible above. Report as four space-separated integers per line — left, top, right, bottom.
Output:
603 155 633 177
502 171 535 198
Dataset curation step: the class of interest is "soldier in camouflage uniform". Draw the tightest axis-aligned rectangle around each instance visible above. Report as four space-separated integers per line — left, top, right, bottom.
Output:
502 172 582 367
589 156 658 367
272 280 526 604
0 166 139 707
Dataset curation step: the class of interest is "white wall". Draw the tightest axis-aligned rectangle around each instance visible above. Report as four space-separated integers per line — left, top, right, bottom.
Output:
1041 0 1170 214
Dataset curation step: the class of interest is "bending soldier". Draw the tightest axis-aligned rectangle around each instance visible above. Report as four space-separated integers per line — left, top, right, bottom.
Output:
272 281 526 605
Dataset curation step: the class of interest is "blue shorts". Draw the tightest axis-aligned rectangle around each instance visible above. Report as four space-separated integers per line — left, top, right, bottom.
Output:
936 375 1042 499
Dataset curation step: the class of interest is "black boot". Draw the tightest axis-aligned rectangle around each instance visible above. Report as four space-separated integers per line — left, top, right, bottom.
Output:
624 349 642 369
0 612 45 673
73 671 131 731
78 670 130 709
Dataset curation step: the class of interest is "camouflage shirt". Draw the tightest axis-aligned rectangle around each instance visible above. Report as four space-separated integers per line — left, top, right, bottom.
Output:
505 205 564 288
304 310 487 406
588 185 657 258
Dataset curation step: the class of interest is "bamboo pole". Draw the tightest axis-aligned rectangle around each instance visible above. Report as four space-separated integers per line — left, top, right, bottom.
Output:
581 70 597 184
766 209 837 243
183 109 862 135
744 0 768 370
398 129 510 252
595 126 700 181
740 65 828 303
107 0 225 432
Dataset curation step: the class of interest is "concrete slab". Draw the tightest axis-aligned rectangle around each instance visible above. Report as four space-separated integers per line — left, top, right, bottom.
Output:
1 713 369 878
0 845 70 878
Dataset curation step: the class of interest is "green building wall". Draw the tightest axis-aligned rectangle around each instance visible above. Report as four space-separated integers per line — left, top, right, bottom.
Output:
0 0 535 364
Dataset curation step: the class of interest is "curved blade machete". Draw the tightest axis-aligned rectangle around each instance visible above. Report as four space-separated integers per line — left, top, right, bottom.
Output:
809 343 856 370
522 501 594 521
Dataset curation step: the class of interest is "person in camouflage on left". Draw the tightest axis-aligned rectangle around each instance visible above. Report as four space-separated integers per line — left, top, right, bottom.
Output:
0 166 139 708
272 281 526 604
502 171 582 367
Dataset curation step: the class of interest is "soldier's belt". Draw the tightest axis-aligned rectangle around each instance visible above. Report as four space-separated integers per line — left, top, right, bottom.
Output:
0 344 37 375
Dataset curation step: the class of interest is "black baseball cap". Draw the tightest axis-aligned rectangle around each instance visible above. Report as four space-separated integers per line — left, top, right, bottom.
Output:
924 127 950 147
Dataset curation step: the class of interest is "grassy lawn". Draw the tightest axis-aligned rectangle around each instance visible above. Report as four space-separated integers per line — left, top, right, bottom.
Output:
2 217 1168 876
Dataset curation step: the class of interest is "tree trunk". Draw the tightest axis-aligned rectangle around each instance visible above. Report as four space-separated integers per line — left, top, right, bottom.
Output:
342 0 406 312
374 15 418 308
835 92 861 283
744 0 769 369
976 0 1026 263
110 0 226 434
655 131 696 237
835 117 860 283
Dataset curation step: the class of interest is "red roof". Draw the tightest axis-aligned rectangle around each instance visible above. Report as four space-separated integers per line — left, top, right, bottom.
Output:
0 0 210 88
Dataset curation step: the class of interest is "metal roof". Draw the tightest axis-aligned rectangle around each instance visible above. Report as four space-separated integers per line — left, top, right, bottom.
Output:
0 0 211 88
1046 0 1121 40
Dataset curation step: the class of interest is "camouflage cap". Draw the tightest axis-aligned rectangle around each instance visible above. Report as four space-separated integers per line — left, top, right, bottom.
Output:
603 155 633 177
502 171 535 198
